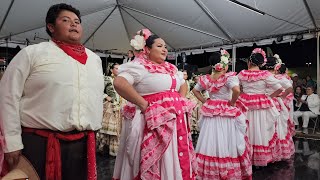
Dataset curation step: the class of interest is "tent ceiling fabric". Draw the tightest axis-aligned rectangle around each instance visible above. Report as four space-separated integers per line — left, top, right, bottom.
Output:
0 0 319 54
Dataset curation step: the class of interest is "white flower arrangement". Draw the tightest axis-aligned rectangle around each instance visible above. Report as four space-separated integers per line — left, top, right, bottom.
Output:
220 56 229 64
130 35 145 51
213 49 230 71
274 54 282 64
274 54 283 71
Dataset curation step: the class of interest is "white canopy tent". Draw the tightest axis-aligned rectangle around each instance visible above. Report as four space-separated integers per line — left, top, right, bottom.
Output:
0 0 319 54
0 0 320 92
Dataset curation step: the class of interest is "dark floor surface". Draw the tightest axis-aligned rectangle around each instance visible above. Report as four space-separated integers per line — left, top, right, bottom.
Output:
97 137 320 180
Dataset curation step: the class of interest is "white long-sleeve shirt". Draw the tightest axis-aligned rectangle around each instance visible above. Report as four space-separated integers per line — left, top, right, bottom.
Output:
0 41 104 153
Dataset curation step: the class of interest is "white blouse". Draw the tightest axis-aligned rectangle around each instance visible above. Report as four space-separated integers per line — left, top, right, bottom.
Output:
241 75 282 94
0 41 104 152
118 61 185 95
194 75 239 100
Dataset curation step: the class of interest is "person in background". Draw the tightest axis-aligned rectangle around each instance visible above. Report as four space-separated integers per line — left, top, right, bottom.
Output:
183 70 190 91
306 75 316 91
112 29 197 180
122 50 135 64
193 50 252 179
293 86 320 134
0 124 3 175
0 3 104 180
264 55 294 160
292 73 304 90
238 48 283 167
187 75 203 136
96 63 123 156
293 86 304 111
275 62 295 138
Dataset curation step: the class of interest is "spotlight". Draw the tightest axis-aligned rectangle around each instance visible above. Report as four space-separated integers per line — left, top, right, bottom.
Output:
295 34 303 41
276 36 283 42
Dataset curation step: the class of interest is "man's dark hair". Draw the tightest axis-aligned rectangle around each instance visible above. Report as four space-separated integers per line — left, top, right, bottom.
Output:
306 85 314 91
45 3 81 37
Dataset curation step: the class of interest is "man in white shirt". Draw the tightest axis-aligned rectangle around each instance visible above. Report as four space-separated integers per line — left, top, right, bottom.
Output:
0 3 104 179
122 50 135 64
293 86 320 134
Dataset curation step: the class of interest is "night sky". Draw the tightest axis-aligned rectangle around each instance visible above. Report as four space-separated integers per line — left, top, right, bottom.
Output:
183 38 319 69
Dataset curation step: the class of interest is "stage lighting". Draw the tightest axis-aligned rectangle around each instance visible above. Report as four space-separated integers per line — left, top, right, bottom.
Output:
276 36 283 42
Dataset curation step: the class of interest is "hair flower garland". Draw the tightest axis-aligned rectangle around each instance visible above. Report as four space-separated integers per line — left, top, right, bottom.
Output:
274 54 283 71
130 29 152 51
214 49 230 71
130 35 145 51
252 48 267 65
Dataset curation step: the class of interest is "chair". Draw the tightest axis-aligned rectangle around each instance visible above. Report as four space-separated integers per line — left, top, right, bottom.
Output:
310 114 320 134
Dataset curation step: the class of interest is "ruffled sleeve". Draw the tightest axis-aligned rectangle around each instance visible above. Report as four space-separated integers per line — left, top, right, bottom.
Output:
194 83 204 91
194 75 206 91
118 62 147 85
265 75 282 91
279 77 292 89
226 75 239 89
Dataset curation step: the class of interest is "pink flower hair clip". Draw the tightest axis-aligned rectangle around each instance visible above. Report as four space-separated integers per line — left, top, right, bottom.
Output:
274 63 281 71
252 48 267 65
214 63 224 71
130 29 152 51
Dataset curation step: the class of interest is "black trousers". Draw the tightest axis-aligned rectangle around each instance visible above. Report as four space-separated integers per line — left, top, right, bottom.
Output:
22 131 88 180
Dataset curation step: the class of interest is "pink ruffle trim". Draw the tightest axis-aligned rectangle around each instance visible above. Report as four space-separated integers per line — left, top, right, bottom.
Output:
238 94 273 110
133 57 177 76
277 130 295 160
200 99 245 118
122 102 136 120
140 104 175 180
271 97 282 111
180 97 197 120
0 135 4 175
199 72 237 93
275 74 292 81
144 104 176 130
251 132 280 166
196 137 252 180
238 70 272 82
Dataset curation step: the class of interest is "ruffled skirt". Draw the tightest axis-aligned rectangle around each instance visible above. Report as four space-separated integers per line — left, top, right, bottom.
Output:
239 94 280 166
195 99 252 179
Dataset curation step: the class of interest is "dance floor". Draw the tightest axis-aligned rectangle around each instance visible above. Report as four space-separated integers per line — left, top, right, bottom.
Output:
97 136 320 180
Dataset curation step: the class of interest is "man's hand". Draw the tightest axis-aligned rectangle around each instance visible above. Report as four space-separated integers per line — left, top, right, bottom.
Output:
5 150 22 170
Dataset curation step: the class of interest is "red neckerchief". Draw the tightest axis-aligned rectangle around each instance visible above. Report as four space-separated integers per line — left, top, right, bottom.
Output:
52 39 88 65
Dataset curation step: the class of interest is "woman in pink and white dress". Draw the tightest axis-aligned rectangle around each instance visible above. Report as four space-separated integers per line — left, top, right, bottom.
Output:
274 62 295 137
112 29 197 180
264 55 294 160
0 124 4 175
193 50 252 180
238 48 283 167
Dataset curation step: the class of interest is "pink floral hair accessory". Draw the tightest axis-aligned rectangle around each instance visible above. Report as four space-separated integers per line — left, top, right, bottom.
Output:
252 48 267 65
274 63 281 71
213 49 230 71
138 29 152 41
130 29 152 51
274 54 283 71
214 63 224 71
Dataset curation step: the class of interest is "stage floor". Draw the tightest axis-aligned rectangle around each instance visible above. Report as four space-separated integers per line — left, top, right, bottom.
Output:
97 136 320 180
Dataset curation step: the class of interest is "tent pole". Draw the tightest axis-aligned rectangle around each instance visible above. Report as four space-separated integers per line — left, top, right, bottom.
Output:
232 46 236 72
317 32 319 95
175 51 177 66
